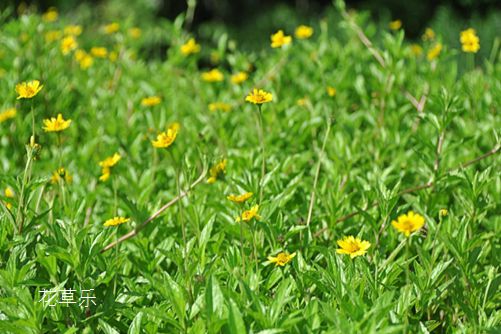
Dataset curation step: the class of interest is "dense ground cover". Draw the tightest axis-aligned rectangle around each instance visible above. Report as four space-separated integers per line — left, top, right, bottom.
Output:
0 1 500 333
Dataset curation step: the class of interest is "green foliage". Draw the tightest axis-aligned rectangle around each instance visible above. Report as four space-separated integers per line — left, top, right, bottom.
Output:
0 1 500 333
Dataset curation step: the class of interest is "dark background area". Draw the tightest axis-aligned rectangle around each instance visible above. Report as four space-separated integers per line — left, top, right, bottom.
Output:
2 0 500 38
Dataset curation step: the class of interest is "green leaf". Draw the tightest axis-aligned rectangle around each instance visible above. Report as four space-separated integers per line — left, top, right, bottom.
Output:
228 299 246 334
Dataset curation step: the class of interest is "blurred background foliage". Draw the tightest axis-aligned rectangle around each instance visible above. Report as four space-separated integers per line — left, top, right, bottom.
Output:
2 0 500 41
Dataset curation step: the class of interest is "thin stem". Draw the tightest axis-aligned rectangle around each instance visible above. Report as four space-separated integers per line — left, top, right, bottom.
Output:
404 237 411 333
169 150 192 301
306 119 331 227
31 101 35 142
113 178 118 216
57 133 62 167
251 220 258 273
16 146 34 234
100 166 207 253
313 144 500 238
256 106 266 204
239 219 246 276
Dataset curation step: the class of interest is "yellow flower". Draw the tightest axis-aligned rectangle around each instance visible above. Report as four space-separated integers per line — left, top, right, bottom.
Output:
75 51 93 69
295 25 314 39
181 38 201 55
51 167 72 184
0 108 17 123
227 192 253 203
42 114 72 132
104 22 120 34
90 47 108 58
100 153 121 168
141 96 161 107
64 25 82 36
427 43 442 61
207 159 227 184
268 252 296 266
231 71 248 84
271 30 292 48
61 36 78 55
128 27 142 39
5 187 14 198
392 211 425 237
422 28 435 41
389 19 402 31
45 30 61 43
4 187 14 210
336 236 371 259
16 80 43 99
326 86 337 97
296 98 307 106
104 216 130 227
460 28 480 53
152 123 179 149
42 7 58 22
237 204 261 222
201 69 224 82
439 209 448 217
245 88 273 105
99 153 121 182
208 102 231 112
109 51 118 62
410 44 423 56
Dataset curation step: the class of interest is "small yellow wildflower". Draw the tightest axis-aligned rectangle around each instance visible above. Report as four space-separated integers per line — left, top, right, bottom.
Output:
151 123 179 149
231 71 248 84
268 252 296 266
109 51 118 62
128 27 142 39
427 43 442 61
439 209 448 217
237 204 261 222
51 167 73 184
61 36 78 55
296 98 308 106
392 211 425 237
201 69 224 82
141 96 161 107
207 159 227 184
227 192 253 203
64 25 82 36
75 50 93 69
327 86 336 97
104 216 130 227
0 108 17 123
271 30 292 48
4 187 14 210
42 8 58 22
208 102 231 112
181 38 201 55
16 80 43 99
422 28 435 41
104 22 120 34
90 47 108 58
45 30 61 43
42 114 72 132
99 153 121 182
410 44 423 56
389 19 402 31
336 236 371 259
295 25 314 39
245 88 273 105
460 28 480 53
